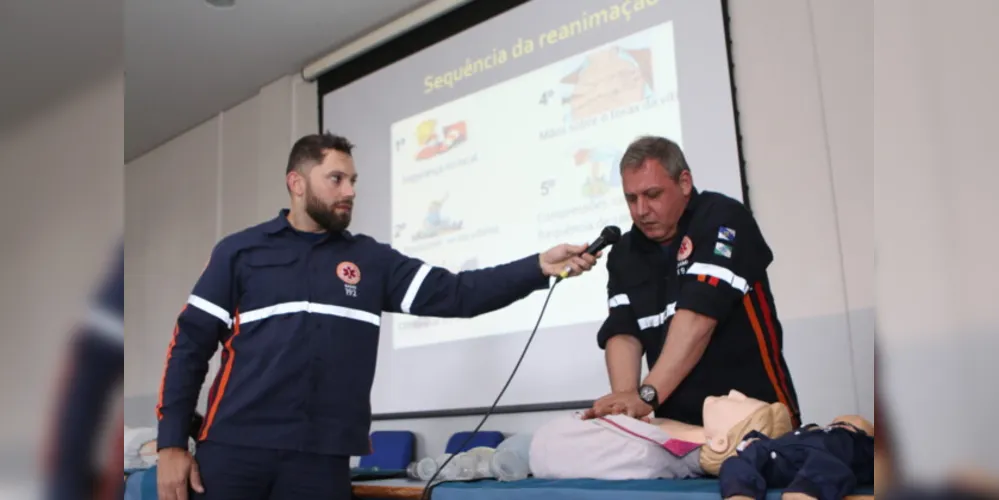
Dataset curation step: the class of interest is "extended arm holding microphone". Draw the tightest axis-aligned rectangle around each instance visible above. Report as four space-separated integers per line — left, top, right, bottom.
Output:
556 226 621 282
383 232 611 319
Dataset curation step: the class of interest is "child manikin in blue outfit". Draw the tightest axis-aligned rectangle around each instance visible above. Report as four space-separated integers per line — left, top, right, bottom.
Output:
719 414 875 500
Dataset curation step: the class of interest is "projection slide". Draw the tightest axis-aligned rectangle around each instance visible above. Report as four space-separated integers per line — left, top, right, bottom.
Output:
389 22 679 348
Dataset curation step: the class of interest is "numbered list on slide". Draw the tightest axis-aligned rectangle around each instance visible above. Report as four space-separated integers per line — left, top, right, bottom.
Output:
388 21 683 348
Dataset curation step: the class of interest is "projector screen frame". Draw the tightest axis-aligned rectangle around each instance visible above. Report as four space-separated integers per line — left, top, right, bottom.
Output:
315 0 750 421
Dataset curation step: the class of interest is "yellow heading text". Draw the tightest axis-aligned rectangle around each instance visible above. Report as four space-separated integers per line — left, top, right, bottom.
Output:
423 0 660 94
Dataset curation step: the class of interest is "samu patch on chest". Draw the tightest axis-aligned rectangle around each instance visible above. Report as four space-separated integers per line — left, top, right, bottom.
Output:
336 261 361 297
676 235 693 275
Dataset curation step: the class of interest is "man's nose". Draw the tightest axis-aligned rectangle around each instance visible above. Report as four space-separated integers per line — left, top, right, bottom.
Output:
341 183 356 199
635 197 649 216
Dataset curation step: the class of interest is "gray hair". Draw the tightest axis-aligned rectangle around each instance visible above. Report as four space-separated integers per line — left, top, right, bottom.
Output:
619 135 690 180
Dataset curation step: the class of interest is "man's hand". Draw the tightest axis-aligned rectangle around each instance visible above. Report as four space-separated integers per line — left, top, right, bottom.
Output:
539 243 600 278
582 391 653 421
157 447 204 500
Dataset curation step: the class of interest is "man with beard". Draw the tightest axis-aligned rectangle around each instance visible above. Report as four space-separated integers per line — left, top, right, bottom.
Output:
155 133 600 500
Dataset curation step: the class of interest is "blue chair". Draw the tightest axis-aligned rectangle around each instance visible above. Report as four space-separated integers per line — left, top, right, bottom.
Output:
358 430 415 470
445 431 505 454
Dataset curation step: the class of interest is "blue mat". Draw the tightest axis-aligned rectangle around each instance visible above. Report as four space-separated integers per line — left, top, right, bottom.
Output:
433 478 874 500
123 468 157 500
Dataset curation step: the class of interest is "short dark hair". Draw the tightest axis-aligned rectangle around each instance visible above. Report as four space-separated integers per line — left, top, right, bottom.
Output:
286 133 355 175
619 135 690 180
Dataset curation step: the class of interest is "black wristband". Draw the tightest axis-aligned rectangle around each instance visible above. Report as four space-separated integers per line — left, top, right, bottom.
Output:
188 412 204 440
638 384 660 410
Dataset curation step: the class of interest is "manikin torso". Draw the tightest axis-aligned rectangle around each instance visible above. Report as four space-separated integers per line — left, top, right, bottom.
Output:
652 389 771 452
530 390 775 480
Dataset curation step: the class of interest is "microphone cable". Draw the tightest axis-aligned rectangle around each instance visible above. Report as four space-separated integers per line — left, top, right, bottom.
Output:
419 277 564 500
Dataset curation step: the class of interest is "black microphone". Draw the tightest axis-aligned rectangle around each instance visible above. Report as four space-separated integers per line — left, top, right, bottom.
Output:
556 225 621 281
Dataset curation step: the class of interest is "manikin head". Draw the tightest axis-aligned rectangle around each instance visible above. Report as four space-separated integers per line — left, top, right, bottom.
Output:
619 136 694 243
285 133 357 232
830 414 875 435
703 390 766 451
124 427 161 469
699 390 794 475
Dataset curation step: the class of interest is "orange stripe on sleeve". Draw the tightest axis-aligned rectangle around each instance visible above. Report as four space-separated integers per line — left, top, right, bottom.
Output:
742 295 794 420
755 284 797 418
156 304 186 420
199 310 241 441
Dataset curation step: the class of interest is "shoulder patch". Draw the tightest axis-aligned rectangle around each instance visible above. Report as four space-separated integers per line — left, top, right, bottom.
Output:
714 242 733 259
717 226 736 242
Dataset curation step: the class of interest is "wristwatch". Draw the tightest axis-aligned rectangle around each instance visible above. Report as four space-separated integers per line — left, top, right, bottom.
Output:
638 384 660 410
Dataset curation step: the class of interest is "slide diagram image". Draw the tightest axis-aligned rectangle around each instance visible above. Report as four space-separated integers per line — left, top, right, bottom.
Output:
393 222 407 239
411 192 463 241
414 118 468 161
557 44 655 122
574 147 624 199
529 21 679 145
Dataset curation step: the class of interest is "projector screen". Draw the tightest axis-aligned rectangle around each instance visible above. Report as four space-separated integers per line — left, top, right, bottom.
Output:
319 0 744 416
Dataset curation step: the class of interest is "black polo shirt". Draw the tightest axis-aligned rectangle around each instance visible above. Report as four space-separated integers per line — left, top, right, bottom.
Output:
597 189 801 426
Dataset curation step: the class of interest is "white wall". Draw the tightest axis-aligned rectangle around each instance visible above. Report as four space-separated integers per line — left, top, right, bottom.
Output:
863 0 999 480
0 68 124 454
124 0 999 477
124 74 317 405
735 0 999 480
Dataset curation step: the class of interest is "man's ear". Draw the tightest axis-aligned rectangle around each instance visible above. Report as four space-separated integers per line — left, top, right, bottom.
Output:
287 170 303 195
679 170 693 195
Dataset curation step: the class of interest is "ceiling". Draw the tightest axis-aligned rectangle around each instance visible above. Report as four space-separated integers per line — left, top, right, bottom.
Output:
0 0 444 161
124 0 439 161
0 1 121 135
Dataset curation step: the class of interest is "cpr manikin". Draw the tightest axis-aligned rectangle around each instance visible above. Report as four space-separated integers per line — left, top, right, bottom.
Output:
124 425 197 470
529 390 794 480
719 414 875 500
123 427 159 470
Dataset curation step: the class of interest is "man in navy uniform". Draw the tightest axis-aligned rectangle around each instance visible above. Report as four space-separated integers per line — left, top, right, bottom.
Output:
44 243 124 500
156 133 599 500
585 136 800 428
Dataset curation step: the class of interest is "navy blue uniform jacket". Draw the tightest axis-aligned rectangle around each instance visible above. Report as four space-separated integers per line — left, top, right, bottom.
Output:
48 242 124 499
156 211 550 456
719 423 875 500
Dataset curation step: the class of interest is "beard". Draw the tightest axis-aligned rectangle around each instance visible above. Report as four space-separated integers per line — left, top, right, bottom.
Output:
304 183 352 233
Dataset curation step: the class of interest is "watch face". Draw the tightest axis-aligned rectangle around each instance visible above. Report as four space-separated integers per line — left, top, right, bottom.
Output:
639 386 655 402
